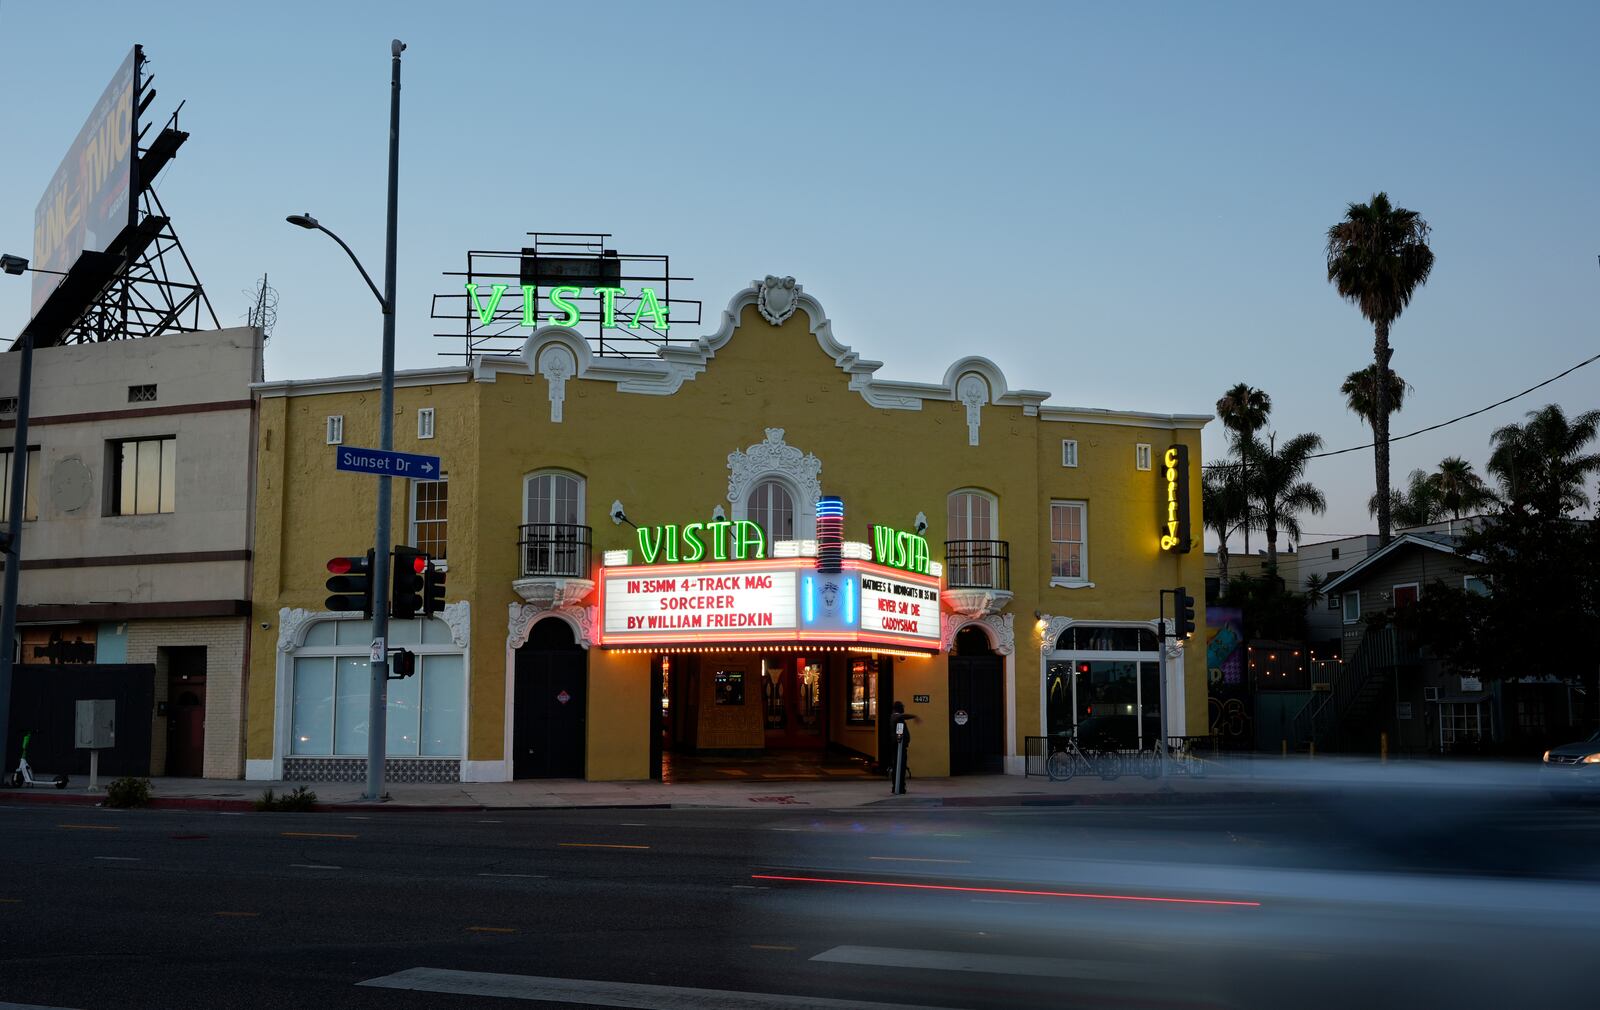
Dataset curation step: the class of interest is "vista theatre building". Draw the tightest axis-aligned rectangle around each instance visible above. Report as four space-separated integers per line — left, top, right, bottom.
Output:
245 276 1208 783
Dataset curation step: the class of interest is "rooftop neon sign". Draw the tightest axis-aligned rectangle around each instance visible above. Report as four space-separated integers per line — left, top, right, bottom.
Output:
465 282 669 331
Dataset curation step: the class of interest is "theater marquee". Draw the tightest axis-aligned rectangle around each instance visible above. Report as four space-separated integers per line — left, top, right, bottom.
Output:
598 557 942 651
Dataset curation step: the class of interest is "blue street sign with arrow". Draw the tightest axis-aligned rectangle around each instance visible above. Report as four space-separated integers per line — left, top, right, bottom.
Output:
334 446 442 480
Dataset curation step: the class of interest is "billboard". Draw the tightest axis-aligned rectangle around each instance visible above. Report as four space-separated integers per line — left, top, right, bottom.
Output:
31 47 139 314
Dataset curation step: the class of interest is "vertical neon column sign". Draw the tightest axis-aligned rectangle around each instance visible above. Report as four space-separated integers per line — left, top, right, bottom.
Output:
816 496 844 573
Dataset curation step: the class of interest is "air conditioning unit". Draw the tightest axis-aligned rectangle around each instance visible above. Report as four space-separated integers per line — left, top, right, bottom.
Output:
1423 687 1439 702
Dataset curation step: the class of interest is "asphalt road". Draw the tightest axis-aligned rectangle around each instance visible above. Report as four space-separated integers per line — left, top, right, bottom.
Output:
1 790 1597 1010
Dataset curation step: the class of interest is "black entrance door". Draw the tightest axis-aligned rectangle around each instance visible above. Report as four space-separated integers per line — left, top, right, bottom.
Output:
948 628 1004 775
513 619 587 779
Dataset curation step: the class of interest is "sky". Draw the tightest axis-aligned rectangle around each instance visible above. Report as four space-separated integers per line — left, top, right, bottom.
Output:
1 0 1596 545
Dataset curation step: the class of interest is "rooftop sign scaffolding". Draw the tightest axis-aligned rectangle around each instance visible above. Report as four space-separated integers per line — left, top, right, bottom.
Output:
431 231 701 361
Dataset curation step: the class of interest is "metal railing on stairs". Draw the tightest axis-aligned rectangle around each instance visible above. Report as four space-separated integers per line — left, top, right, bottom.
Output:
1287 625 1418 750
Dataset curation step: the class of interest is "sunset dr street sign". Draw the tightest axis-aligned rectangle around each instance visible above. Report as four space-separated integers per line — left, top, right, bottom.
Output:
335 445 441 480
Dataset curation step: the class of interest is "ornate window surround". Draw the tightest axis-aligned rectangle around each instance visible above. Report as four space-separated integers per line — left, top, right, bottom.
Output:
726 428 821 540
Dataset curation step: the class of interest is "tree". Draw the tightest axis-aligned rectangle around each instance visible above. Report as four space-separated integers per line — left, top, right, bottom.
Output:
1244 432 1328 574
1431 456 1492 520
1487 404 1600 519
1340 364 1410 429
1326 193 1436 546
1203 462 1253 591
1367 468 1444 528
1216 383 1272 555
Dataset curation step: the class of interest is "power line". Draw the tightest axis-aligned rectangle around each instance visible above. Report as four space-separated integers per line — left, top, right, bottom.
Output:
1204 346 1600 467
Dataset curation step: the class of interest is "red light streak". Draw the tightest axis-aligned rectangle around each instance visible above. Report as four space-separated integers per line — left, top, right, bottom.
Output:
750 874 1261 907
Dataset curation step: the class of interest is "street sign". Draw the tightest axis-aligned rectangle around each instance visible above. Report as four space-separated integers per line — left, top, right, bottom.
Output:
335 445 442 480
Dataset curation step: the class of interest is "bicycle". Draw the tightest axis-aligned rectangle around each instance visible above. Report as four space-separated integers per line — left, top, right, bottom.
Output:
1045 737 1121 782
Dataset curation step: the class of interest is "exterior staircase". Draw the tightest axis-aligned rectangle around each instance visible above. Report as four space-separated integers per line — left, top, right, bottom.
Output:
1289 626 1419 752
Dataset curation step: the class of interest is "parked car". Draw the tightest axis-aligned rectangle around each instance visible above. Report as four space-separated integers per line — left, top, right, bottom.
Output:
1541 728 1600 800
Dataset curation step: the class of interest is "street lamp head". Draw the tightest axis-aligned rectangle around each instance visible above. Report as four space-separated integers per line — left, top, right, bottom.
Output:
0 254 28 276
392 39 406 57
286 213 319 230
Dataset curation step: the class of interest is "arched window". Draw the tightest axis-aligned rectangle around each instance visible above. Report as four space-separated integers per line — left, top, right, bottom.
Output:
748 480 795 543
947 489 1000 588
523 471 586 577
947 489 997 541
524 470 584 527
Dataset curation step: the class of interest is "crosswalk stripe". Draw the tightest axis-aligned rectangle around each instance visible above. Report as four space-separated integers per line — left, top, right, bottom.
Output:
811 945 1156 982
359 967 959 1009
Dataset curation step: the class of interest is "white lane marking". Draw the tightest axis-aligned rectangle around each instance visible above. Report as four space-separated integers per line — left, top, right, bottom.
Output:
619 822 648 826
477 819 503 824
359 967 959 1009
0 1002 87 1009
477 873 547 879
93 856 140 862
810 945 1155 983
290 864 341 870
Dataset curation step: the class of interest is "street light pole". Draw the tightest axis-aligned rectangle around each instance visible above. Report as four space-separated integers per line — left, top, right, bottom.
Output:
366 38 405 802
286 40 404 801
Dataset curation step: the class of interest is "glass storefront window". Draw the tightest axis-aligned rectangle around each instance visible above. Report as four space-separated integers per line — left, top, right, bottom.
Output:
288 618 466 758
849 657 878 725
1046 659 1162 748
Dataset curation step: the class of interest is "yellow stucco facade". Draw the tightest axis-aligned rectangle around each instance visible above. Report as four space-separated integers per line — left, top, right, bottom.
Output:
246 280 1209 784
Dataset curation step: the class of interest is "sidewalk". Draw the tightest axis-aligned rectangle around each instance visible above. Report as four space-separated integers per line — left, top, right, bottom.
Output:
0 767 1301 813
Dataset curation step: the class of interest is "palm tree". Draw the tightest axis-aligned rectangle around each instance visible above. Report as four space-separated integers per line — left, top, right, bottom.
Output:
1487 404 1600 518
1340 364 1410 429
1203 462 1252 590
1431 456 1492 520
1244 432 1328 573
1367 469 1444 528
1216 383 1272 554
1326 193 1436 546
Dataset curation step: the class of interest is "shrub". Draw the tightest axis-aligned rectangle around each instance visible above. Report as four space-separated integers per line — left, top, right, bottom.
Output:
104 776 152 808
255 785 318 812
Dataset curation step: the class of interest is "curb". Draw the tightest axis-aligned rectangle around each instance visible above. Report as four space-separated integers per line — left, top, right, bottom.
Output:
4 788 1298 814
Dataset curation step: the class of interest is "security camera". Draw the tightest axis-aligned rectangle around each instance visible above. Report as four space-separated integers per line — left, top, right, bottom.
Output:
914 511 929 535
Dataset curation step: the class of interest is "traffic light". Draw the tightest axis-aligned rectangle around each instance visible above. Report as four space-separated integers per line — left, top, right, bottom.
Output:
422 557 446 616
1176 586 1197 639
391 545 425 621
325 549 375 618
389 648 416 679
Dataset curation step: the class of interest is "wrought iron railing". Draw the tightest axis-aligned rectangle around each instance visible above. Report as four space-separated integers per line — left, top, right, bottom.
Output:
943 540 1011 591
518 523 592 578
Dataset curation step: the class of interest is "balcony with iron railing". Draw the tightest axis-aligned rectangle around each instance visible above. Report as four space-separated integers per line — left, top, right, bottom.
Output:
513 523 595 610
942 540 1012 616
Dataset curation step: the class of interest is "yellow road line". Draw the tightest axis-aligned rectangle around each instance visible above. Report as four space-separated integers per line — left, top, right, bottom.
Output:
468 926 517 933
558 842 650 850
280 831 358 840
0 898 21 904
215 911 260 918
58 823 120 831
750 944 797 951
868 856 971 864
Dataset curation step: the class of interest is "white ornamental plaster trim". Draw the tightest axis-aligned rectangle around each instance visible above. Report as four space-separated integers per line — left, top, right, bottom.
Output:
440 600 472 649
726 428 822 506
511 576 596 611
941 613 1015 656
941 587 1014 618
277 607 363 653
957 373 988 446
757 275 801 325
506 602 597 652
537 344 577 422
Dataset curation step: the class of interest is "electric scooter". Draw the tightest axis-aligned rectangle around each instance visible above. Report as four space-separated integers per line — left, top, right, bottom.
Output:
8 732 68 789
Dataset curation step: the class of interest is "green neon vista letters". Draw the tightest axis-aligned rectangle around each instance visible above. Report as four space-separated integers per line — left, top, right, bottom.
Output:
636 520 764 564
872 524 930 575
466 282 668 331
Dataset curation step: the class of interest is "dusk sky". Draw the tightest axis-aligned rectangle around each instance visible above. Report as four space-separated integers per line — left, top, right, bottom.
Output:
2 1 1595 545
